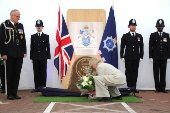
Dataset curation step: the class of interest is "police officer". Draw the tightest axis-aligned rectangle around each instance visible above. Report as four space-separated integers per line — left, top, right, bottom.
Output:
149 19 170 93
30 19 51 93
120 19 144 93
0 9 27 100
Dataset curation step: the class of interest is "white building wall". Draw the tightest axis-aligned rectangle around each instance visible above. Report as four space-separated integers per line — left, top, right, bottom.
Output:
0 0 170 90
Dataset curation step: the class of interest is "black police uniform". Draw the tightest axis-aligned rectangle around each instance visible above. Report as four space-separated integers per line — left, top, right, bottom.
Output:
0 20 26 98
149 19 170 92
120 19 144 91
30 20 51 92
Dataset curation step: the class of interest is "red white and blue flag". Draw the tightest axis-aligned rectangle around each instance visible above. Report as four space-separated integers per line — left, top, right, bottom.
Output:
54 7 74 80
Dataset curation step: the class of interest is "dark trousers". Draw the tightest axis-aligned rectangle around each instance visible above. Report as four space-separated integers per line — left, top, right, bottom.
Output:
125 60 139 87
153 59 167 91
0 65 5 90
6 58 23 96
33 60 47 89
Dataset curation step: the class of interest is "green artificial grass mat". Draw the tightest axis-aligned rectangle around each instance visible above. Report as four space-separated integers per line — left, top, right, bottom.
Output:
33 95 142 102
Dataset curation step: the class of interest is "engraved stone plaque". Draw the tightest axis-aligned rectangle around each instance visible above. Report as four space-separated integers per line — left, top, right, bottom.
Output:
67 56 95 92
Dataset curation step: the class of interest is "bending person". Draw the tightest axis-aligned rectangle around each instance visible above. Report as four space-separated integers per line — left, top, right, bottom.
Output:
89 57 126 102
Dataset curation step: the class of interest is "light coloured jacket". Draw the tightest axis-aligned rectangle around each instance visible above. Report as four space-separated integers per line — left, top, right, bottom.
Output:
96 63 126 85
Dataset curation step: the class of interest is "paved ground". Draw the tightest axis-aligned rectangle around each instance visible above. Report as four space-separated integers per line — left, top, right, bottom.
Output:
0 90 169 113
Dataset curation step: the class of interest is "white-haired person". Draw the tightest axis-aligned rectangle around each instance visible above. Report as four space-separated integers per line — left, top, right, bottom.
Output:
89 57 126 102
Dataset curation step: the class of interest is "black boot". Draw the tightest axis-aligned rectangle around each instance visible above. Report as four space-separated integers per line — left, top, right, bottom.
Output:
98 97 112 102
134 87 139 93
112 95 122 100
129 87 139 93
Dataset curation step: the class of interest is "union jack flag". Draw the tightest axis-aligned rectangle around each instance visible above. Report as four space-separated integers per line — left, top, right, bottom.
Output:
54 7 74 80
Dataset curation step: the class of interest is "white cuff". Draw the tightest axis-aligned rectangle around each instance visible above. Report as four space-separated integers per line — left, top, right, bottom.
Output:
140 58 142 62
121 58 125 62
150 58 153 63
47 59 50 63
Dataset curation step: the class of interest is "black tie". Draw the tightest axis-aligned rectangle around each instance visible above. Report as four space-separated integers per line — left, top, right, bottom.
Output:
159 32 162 37
38 33 40 37
14 23 16 28
132 33 135 37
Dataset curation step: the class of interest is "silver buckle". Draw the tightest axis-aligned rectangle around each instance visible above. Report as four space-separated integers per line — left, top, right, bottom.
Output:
16 39 19 43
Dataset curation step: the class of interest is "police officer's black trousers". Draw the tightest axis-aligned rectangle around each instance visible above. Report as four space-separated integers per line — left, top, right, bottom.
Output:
33 60 47 89
125 60 139 87
6 58 23 96
0 65 5 91
153 59 167 91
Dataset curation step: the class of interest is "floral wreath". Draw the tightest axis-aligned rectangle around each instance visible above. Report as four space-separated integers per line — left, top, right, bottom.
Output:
76 67 96 95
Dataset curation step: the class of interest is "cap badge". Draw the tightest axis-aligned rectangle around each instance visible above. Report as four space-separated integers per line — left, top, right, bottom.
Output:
159 20 162 24
37 20 40 24
132 19 135 23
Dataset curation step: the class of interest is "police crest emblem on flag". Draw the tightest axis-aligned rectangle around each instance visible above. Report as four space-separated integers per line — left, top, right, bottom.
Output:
103 36 117 52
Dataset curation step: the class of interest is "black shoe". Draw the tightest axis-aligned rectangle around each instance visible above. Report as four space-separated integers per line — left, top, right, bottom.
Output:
1 90 5 93
14 95 21 99
31 89 38 93
134 89 139 93
155 90 160 93
98 97 112 102
112 96 122 100
128 87 139 93
162 90 168 93
7 95 15 100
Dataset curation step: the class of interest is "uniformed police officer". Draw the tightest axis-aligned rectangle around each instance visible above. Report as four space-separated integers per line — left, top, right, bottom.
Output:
120 19 144 93
30 19 51 93
149 19 170 93
0 9 27 100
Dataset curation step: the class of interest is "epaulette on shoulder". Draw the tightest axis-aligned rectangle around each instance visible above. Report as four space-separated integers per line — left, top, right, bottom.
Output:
16 22 22 25
1 21 7 26
4 20 10 25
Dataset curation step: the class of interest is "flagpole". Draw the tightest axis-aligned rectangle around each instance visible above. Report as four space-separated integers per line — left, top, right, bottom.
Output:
112 0 115 5
57 0 60 6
